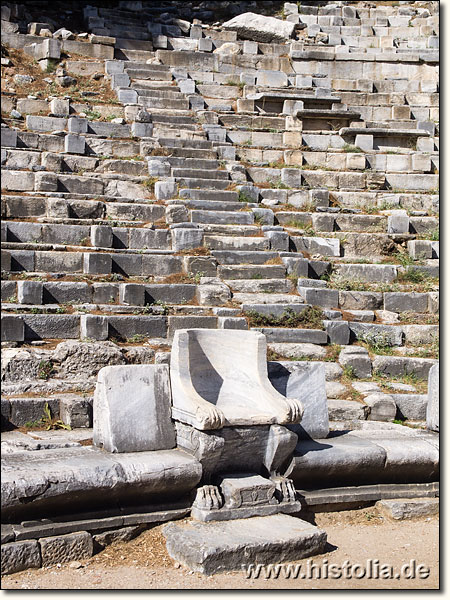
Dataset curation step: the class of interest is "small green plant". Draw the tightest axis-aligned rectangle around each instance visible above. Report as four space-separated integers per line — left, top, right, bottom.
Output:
251 273 263 279
342 144 363 153
38 360 54 380
126 334 147 343
357 331 394 355
342 365 356 380
142 177 158 192
393 418 406 425
270 178 289 189
398 267 427 284
6 296 17 303
85 110 102 121
245 306 325 330
40 402 71 430
45 58 59 73
428 229 439 241
238 190 254 203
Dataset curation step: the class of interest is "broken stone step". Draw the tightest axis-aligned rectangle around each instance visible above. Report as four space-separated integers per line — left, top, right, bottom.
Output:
131 87 185 100
172 168 229 181
200 224 260 236
158 138 213 149
123 62 170 72
163 147 217 159
225 279 294 294
234 293 304 305
242 303 308 316
3 396 92 429
252 327 328 344
137 97 190 110
181 200 253 212
218 264 286 280
179 189 238 202
166 158 219 170
163 514 327 575
205 236 269 251
191 210 254 225
375 498 439 520
372 355 438 379
175 178 231 190
211 250 277 265
115 49 154 62
335 263 398 283
126 68 173 80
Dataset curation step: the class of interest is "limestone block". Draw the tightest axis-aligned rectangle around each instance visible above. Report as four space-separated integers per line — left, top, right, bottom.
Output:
256 70 288 87
91 225 112 248
94 364 176 453
1 541 41 575
269 361 329 440
67 118 87 135
35 38 61 60
64 134 85 154
80 314 108 341
426 363 439 432
324 320 350 345
1 315 24 342
105 60 124 74
171 227 204 251
364 393 397 422
50 98 69 117
118 88 138 104
83 252 112 274
1 128 17 148
40 532 93 567
155 180 178 201
170 329 303 430
17 280 43 304
387 210 410 234
339 346 371 378
163 514 326 575
131 122 153 137
222 13 296 43
376 498 439 521
198 38 213 52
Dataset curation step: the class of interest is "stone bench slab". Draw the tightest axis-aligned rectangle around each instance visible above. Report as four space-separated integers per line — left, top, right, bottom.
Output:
2 446 202 522
163 514 327 575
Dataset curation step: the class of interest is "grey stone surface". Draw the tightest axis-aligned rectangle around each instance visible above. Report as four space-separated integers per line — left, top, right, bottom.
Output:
327 399 368 421
364 393 397 422
223 12 295 43
163 514 326 574
372 356 437 380
2 446 202 521
338 346 371 378
93 364 176 453
292 432 387 487
93 525 142 549
269 361 329 440
1 540 41 575
392 394 428 421
40 531 93 567
324 320 350 345
170 329 303 430
426 363 439 432
375 498 439 520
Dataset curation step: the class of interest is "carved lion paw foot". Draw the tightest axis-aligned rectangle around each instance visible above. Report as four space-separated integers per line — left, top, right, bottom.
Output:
193 485 223 510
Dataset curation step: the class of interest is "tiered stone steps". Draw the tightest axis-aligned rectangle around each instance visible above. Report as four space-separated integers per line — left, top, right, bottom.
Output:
1 0 439 433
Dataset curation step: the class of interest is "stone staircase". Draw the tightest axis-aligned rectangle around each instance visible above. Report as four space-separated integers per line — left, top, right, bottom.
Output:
1 0 439 434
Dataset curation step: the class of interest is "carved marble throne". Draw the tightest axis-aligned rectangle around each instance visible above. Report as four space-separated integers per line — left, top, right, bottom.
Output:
170 329 305 521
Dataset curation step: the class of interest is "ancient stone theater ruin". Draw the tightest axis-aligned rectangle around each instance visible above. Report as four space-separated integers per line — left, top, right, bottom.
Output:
1 0 439 580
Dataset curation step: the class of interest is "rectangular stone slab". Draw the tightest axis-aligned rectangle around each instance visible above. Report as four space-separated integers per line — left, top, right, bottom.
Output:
163 514 327 575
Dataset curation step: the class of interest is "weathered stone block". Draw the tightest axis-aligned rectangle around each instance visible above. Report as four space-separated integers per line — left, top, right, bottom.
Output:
1 315 24 342
1 541 41 575
163 514 326 575
339 346 371 378
364 393 397 422
83 252 112 274
64 134 85 154
17 280 43 304
80 314 108 341
40 532 93 567
94 364 176 453
427 363 439 432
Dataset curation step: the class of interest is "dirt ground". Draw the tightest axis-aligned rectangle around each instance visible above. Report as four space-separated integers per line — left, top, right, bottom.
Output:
1 508 439 590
